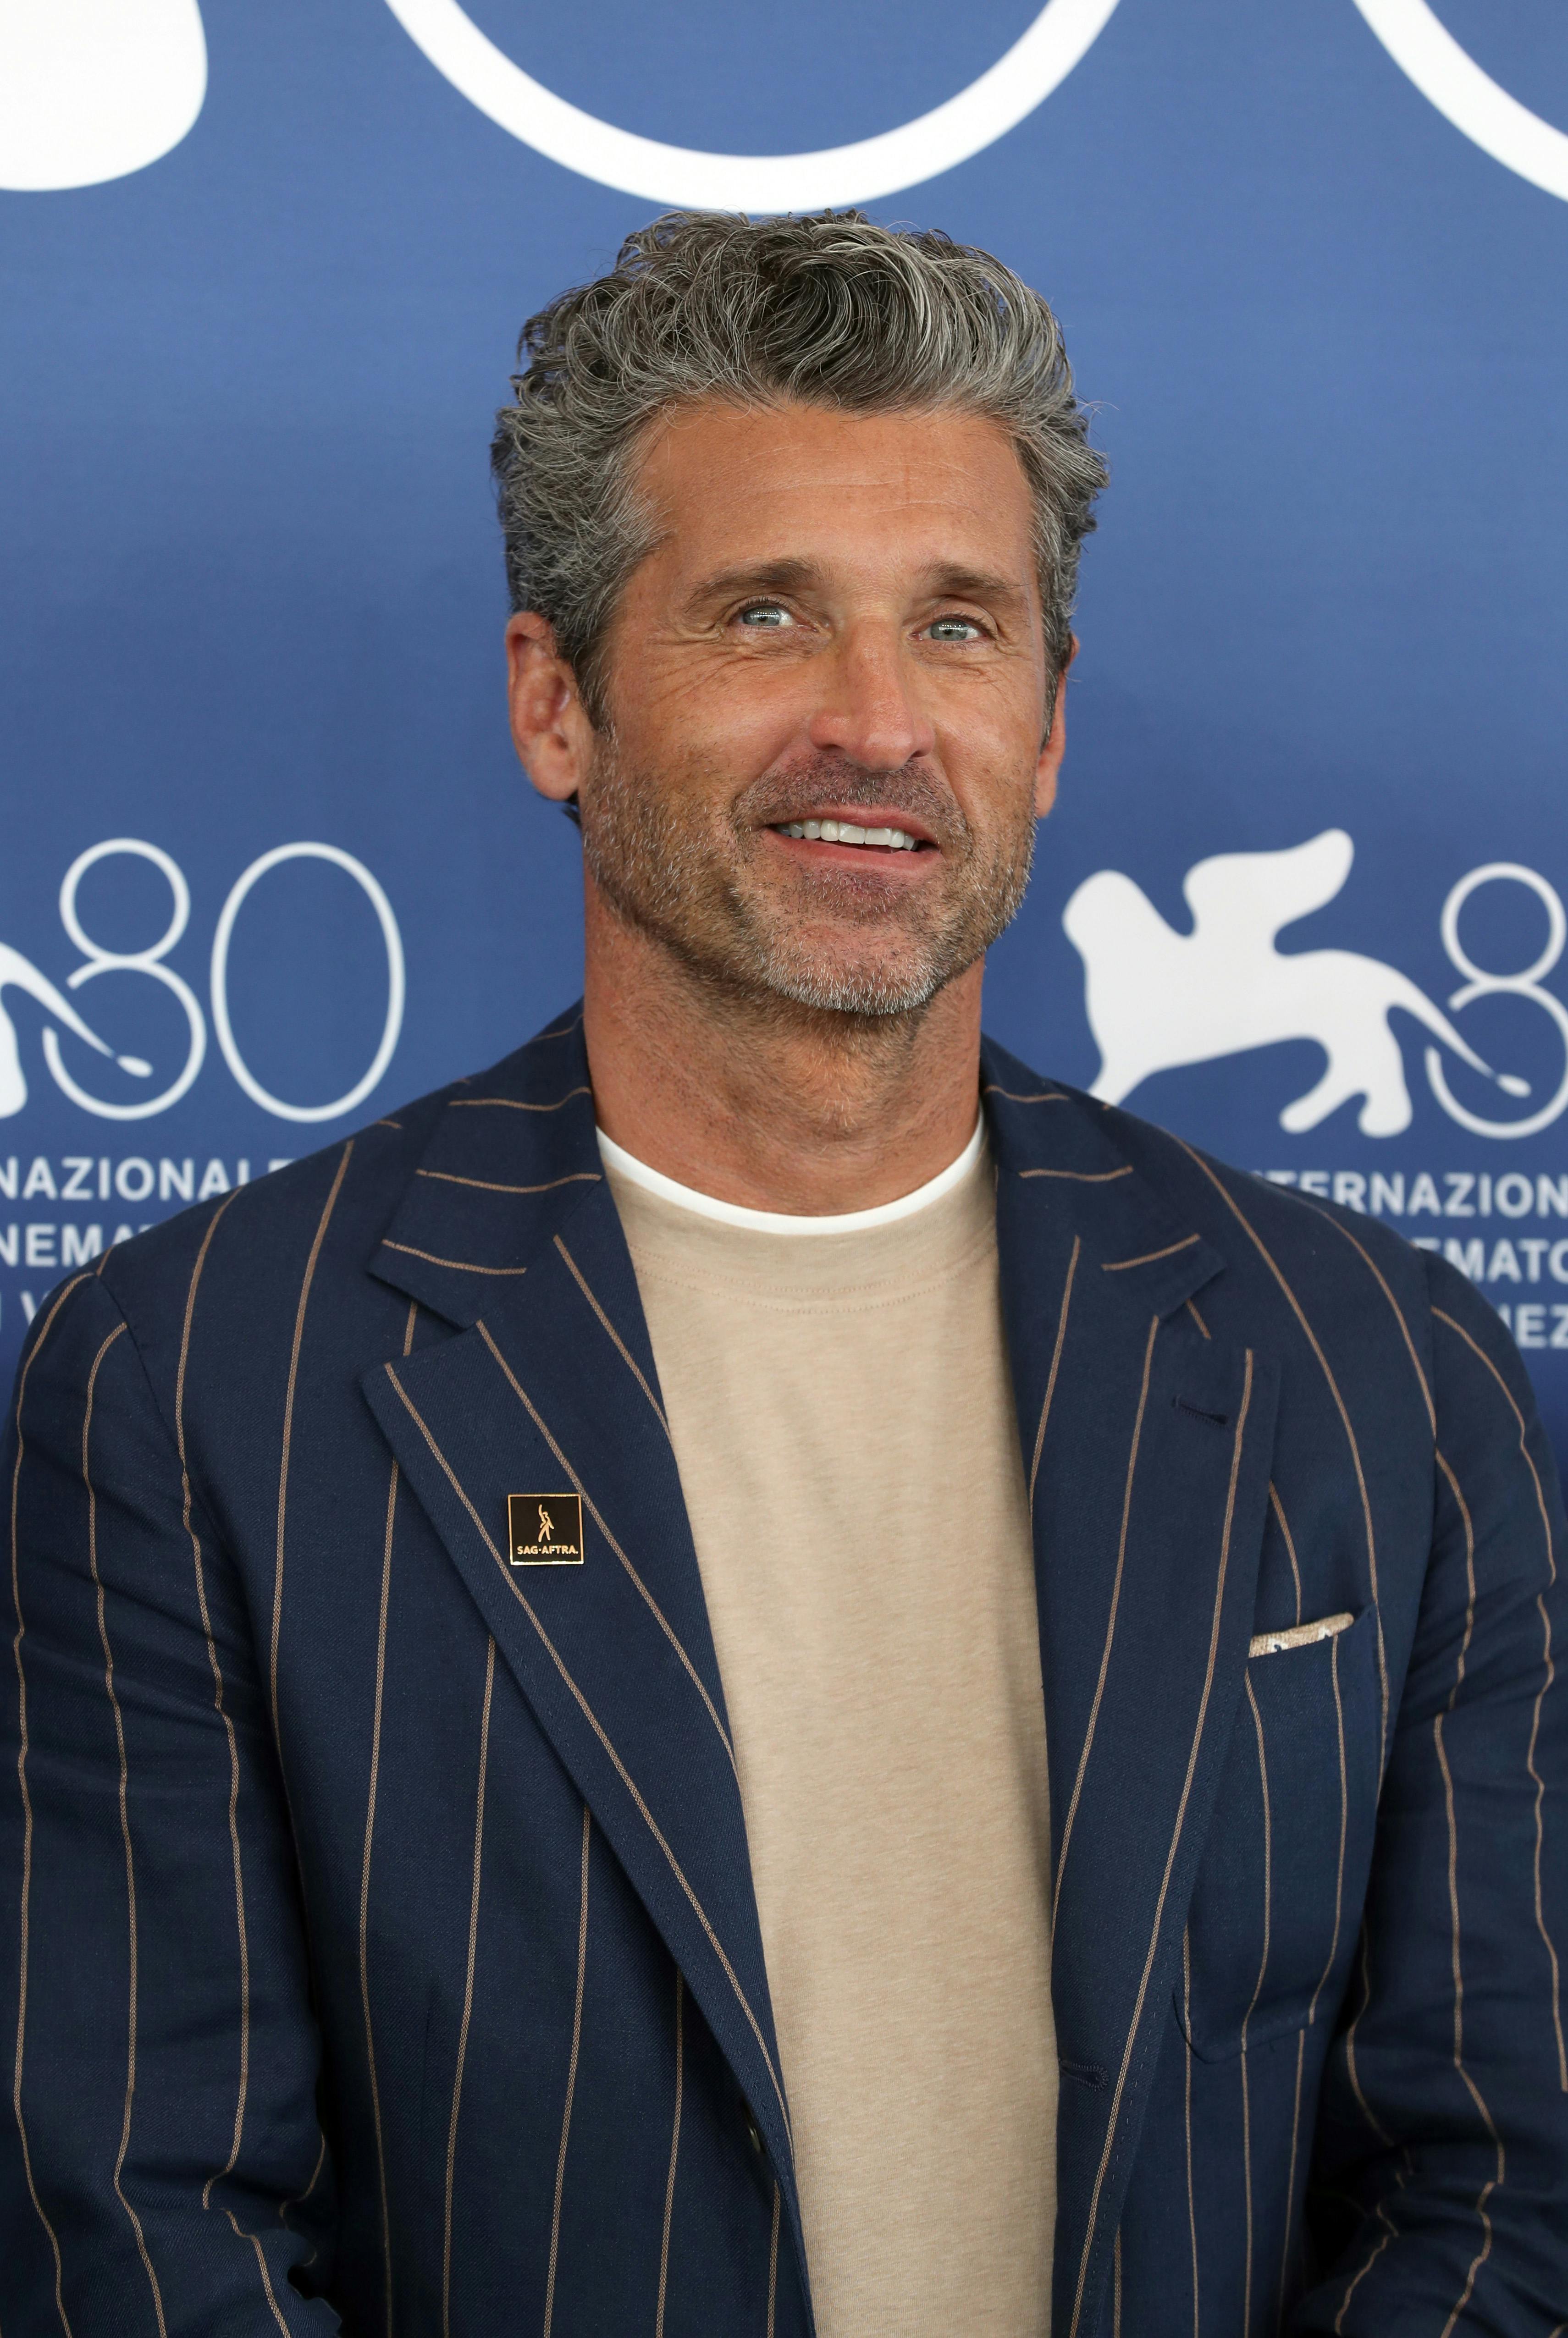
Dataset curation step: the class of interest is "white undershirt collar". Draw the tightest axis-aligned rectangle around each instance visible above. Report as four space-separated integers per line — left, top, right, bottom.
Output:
596 1114 985 1236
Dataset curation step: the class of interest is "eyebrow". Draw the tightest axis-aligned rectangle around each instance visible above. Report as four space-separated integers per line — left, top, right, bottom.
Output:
687 557 824 607
923 564 1031 610
685 557 1032 612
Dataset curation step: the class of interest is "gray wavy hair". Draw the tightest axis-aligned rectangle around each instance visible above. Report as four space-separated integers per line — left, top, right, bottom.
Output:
491 210 1107 726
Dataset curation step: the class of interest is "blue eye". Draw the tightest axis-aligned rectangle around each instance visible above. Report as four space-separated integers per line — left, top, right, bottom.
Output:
929 616 980 641
737 603 791 628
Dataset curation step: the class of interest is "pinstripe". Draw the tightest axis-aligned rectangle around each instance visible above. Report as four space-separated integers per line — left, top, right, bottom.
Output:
10 1274 92 2336
1028 1236 1079 1513
1431 1443 1506 2338
1433 1306 1566 2088
380 1243 530 1275
1183 1928 1198 2338
982 1084 1066 1102
1306 1634 1349 2033
443 1638 495 2338
279 2136 327 2283
381 1366 794 2151
417 1169 600 1196
1433 1707 1503 2335
1019 1164 1133 1183
280 2131 326 2233
361 1297 418 2336
474 1322 734 1767
1239 1674 1273 2337
218 2208 291 2336
1278 2026 1306 2330
1173 1142 1390 1756
765 2184 780 2338
655 1971 684 2338
450 1088 591 1112
1291 1199 1435 1432
1068 1351 1256 2338
1053 1315 1159 1928
552 1235 670 1438
1102 1235 1201 1273
1112 2228 1122 2335
1186 1298 1210 1340
1332 2166 1407 2334
1281 1552 1346 2319
1342 1924 1391 2149
83 1321 167 2337
271 1141 353 1746
543 1806 591 2338
170 1195 256 2217
1435 1451 1480 1697
1267 1483 1302 1627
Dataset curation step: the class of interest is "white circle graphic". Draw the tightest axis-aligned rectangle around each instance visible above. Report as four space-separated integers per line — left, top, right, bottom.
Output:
383 0 1122 209
210 843 406 1124
1353 0 1568 203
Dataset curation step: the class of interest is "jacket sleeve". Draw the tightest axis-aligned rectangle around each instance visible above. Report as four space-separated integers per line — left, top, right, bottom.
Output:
0 1269 339 2334
1295 1254 1568 2333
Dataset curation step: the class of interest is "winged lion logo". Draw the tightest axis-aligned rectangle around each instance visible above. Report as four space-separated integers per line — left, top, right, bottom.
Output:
1063 829 1530 1138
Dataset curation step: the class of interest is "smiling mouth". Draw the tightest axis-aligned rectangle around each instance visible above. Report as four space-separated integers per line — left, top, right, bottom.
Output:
769 819 929 854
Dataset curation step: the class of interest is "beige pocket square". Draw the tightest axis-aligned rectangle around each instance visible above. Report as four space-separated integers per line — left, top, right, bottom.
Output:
1248 1612 1355 1658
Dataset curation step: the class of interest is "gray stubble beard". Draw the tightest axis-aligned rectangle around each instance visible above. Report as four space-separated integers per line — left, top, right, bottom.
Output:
579 731 1038 1025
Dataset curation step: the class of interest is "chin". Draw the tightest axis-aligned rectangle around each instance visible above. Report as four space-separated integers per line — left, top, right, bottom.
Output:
752 953 950 1019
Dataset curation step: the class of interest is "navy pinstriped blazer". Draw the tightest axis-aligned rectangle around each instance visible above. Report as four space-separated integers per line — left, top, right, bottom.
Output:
3 1008 1566 2336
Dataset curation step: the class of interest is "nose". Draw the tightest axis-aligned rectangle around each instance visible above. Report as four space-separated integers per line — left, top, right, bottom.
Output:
806 623 936 770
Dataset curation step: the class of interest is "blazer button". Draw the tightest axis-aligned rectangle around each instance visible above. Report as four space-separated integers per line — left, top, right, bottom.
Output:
744 2109 763 2155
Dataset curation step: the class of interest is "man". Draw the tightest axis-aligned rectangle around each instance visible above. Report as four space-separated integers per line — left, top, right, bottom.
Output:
3 211 1564 2337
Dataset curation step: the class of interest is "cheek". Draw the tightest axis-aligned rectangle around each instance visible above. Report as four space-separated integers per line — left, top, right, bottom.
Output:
937 691 1049 812
929 652 1043 747
621 653 817 778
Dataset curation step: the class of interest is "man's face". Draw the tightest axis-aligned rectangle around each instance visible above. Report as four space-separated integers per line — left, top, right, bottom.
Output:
574 399 1062 1018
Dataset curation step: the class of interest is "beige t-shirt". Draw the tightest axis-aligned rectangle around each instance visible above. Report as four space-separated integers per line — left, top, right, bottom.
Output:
602 1129 1057 2338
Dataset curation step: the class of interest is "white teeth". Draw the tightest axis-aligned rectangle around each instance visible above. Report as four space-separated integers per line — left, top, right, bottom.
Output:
775 821 922 851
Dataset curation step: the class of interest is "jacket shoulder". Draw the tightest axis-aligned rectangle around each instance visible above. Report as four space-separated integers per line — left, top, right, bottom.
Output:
979 1034 1434 1317
1096 1094 1425 1293
92 1074 456 1346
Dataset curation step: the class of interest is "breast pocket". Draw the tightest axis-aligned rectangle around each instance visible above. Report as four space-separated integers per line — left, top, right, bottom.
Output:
1178 1606 1380 2062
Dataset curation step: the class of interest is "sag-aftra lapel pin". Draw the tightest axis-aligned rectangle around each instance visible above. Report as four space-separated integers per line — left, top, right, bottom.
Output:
508 1492 584 1565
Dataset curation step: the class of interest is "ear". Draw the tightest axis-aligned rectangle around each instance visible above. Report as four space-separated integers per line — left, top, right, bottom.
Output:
1033 634 1077 819
506 612 596 802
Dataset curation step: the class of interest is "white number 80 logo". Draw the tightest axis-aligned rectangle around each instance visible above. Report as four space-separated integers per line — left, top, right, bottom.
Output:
41 838 405 1123
1426 863 1568 1139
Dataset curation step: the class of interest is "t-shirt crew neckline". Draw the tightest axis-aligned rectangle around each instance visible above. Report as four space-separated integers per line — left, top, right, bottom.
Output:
594 1113 985 1235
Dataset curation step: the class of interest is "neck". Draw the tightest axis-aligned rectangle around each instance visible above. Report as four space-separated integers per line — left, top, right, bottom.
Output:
581 887 985 1216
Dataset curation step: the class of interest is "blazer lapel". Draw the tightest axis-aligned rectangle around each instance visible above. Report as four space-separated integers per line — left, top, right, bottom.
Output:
984 1043 1278 2338
363 1013 803 2263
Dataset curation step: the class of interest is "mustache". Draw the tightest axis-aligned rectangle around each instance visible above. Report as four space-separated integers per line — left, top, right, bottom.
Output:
737 757 967 847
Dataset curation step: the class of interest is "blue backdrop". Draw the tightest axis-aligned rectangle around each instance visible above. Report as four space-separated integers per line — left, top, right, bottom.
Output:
4 1 1567 1455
